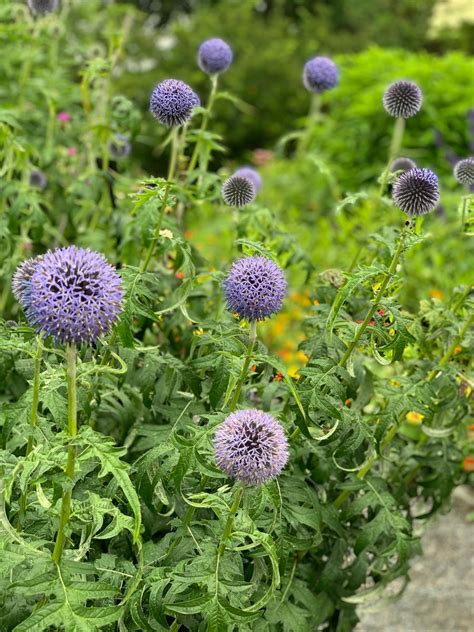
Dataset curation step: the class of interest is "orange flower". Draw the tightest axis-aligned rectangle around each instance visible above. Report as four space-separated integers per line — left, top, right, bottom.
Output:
344 399 351 407
463 456 474 472
273 372 283 382
454 345 462 354
175 271 185 279
406 411 424 425
429 288 444 300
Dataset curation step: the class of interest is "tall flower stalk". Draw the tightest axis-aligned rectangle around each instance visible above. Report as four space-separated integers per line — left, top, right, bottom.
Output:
52 343 77 564
228 321 257 411
187 73 219 177
378 116 405 197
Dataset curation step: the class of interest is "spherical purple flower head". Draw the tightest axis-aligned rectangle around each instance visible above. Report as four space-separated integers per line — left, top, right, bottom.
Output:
150 79 200 127
27 0 59 14
234 167 262 193
198 38 233 75
383 80 422 119
454 157 474 186
23 246 123 345
392 168 440 217
12 255 44 307
109 134 131 159
29 170 48 189
214 409 289 486
390 157 416 173
222 175 256 207
302 56 339 94
223 256 287 321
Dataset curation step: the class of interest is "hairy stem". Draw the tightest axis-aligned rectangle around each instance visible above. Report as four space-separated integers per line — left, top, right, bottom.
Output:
52 343 77 565
228 321 257 412
379 117 405 197
299 93 322 154
187 73 219 176
217 485 243 557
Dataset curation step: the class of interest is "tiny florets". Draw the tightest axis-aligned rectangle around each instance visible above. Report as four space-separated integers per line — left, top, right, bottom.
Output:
392 168 440 216
17 246 124 345
454 157 474 186
150 79 200 127
223 256 287 321
233 167 262 193
390 157 416 173
383 80 422 119
27 0 59 14
214 409 289 485
109 134 131 159
29 170 48 189
302 56 339 94
222 175 256 207
12 255 43 306
198 38 233 75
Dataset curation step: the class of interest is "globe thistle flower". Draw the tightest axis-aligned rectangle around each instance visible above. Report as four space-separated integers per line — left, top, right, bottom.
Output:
12 255 43 307
109 134 131 159
221 175 256 207
454 157 474 186
383 80 422 119
392 168 440 216
150 79 200 127
390 157 416 173
27 0 59 15
198 38 233 75
214 409 289 486
234 166 262 193
302 56 339 94
223 256 287 321
29 170 48 189
18 246 123 345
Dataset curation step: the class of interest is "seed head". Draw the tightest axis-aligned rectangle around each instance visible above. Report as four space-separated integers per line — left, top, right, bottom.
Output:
233 167 262 193
214 409 289 485
223 256 287 321
454 157 474 186
222 175 256 207
109 134 131 159
27 0 59 15
302 56 339 94
29 170 48 189
198 38 233 75
17 246 124 345
392 168 440 216
150 79 200 127
383 80 422 119
390 157 416 173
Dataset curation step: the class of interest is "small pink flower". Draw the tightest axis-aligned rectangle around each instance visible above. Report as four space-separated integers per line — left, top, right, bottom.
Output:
253 149 274 167
57 112 72 123
66 147 77 157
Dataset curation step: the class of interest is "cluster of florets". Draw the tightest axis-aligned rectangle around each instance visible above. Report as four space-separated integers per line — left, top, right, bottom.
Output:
383 80 423 119
454 157 474 186
222 256 287 321
29 170 48 189
149 79 200 127
214 409 289 485
233 166 262 193
392 168 440 216
390 157 416 173
198 38 233 75
13 246 123 345
109 134 131 159
302 56 339 94
27 0 59 15
221 175 256 207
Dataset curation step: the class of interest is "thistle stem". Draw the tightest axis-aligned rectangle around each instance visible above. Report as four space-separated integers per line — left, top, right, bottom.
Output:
427 310 474 383
379 117 405 197
460 193 471 229
187 73 219 176
52 343 77 565
299 93 322 154
217 485 243 557
337 226 408 368
228 321 257 412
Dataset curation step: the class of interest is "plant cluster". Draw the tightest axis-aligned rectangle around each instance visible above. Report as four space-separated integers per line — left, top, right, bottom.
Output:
0 2 472 632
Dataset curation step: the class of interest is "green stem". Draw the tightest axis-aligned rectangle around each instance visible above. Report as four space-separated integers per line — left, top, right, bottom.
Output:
187 74 219 176
217 486 243 557
52 344 77 565
299 93 322 154
461 193 470 229
228 321 257 412
427 310 474 383
379 117 405 197
337 226 408 368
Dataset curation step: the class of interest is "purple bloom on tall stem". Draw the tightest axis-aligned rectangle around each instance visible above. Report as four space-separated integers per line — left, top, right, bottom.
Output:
454 157 474 186
15 246 123 345
150 79 200 127
223 256 287 321
383 81 422 119
234 167 262 192
214 409 289 485
392 168 440 216
221 175 256 207
198 38 233 75
302 56 339 94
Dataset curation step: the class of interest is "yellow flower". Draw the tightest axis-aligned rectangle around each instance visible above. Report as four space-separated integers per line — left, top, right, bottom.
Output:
454 345 462 354
406 411 424 425
429 288 444 300
193 328 204 336
287 365 300 379
372 282 382 293
389 379 400 387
